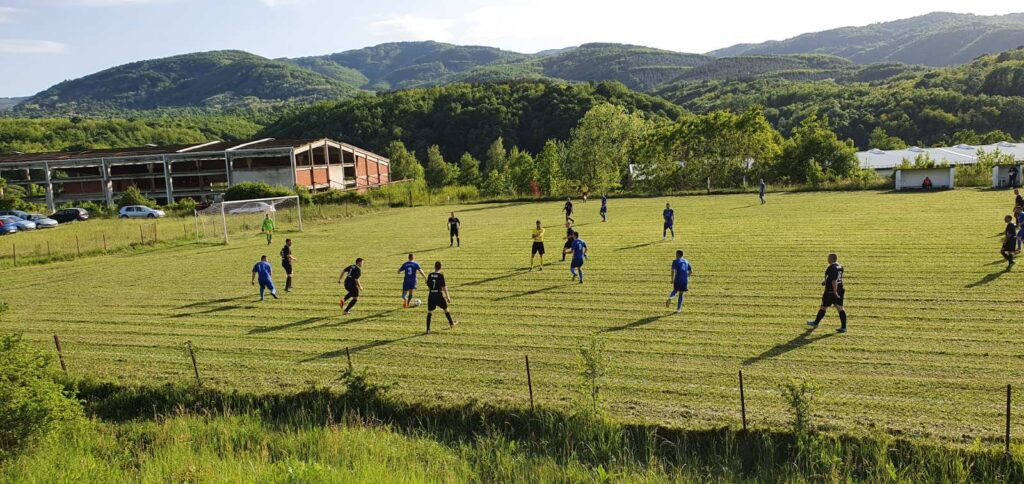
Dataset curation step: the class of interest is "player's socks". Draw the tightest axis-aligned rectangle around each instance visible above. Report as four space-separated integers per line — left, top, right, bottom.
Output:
345 299 357 312
445 312 454 326
426 313 432 334
676 294 684 311
271 291 278 300
578 271 584 284
813 309 826 324
838 310 848 330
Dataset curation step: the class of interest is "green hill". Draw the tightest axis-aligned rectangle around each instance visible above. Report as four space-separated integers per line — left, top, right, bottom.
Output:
709 12 1024 66
14 50 356 114
0 97 26 112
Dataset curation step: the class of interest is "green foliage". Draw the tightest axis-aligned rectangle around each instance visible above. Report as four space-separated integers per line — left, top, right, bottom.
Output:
424 145 460 188
575 335 609 414
0 117 260 154
114 186 156 209
781 379 817 435
868 127 908 150
563 103 652 190
223 182 294 201
0 334 83 461
457 153 481 187
385 141 424 181
535 140 565 196
508 147 536 195
778 116 858 183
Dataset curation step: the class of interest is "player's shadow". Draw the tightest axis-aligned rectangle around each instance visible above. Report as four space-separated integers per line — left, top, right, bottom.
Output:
459 270 528 287
965 267 1011 288
389 246 450 256
175 296 248 310
306 309 400 329
248 316 328 334
173 304 249 318
742 328 835 366
301 334 422 362
600 313 673 333
493 284 564 301
615 241 659 252
454 201 531 213
731 204 758 210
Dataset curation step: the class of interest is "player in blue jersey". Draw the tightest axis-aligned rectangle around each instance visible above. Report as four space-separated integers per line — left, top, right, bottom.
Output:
250 255 278 301
569 231 588 284
662 202 675 241
665 250 692 313
600 194 608 222
398 253 428 308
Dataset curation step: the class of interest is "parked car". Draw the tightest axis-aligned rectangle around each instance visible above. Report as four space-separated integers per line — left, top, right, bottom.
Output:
228 202 276 215
119 205 165 219
0 209 30 220
0 219 17 235
27 214 59 229
0 215 36 231
50 208 89 223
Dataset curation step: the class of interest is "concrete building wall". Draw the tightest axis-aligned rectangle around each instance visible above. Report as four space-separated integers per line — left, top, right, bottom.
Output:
232 167 295 187
896 168 955 190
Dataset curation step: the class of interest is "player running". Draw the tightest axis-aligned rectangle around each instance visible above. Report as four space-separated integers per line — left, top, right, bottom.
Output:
250 255 278 301
569 231 588 284
447 212 461 248
806 253 847 333
530 220 545 271
563 198 575 224
261 214 275 245
1015 188 1023 209
662 203 675 241
398 253 427 308
425 261 458 334
1001 215 1017 268
561 223 575 261
600 194 608 222
338 258 364 315
665 250 693 313
759 179 766 205
280 238 296 292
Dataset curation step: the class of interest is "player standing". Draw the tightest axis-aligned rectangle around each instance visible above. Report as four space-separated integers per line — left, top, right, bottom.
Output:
665 250 693 313
250 255 278 301
280 238 296 292
1001 215 1017 268
530 220 545 271
569 231 588 284
662 203 675 241
806 253 847 333
425 261 458 334
563 198 575 224
447 212 461 248
600 194 608 222
398 254 427 308
1015 189 1024 209
338 258 364 315
561 224 575 261
759 179 766 205
261 213 275 245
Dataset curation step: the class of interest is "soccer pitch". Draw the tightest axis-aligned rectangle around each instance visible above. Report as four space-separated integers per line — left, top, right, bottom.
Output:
2 189 1021 443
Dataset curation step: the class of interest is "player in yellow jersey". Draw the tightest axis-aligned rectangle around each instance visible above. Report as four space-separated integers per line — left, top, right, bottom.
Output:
530 220 545 272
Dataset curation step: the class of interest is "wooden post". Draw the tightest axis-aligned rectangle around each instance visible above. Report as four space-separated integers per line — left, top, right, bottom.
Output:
47 241 51 258
154 223 158 243
183 223 187 239
739 370 748 432
1007 384 1012 454
102 234 108 253
76 235 81 256
53 335 67 375
525 354 535 411
186 340 201 386
140 225 145 244
345 347 353 373
11 243 15 267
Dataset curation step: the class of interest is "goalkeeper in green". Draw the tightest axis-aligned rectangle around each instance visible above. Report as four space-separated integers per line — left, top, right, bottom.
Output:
261 214 275 245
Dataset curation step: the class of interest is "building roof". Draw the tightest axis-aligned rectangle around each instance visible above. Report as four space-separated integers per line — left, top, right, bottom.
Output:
857 141 1024 169
0 138 388 165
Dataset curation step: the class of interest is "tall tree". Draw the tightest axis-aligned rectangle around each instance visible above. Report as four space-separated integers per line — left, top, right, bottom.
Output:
509 147 537 195
458 152 482 187
386 140 424 181
424 145 460 188
777 116 858 182
563 103 652 191
535 140 564 196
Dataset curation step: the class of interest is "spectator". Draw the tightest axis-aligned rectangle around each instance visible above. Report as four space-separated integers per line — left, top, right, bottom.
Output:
922 177 933 189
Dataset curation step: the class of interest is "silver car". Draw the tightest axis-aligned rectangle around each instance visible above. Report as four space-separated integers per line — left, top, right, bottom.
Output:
0 215 36 231
27 214 59 229
119 205 166 219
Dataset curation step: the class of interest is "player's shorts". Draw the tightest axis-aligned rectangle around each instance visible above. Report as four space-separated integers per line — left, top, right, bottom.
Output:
821 287 845 307
563 240 573 250
344 278 360 298
450 228 459 236
427 292 448 311
281 261 293 275
1004 238 1017 252
663 222 674 229
570 258 585 268
258 279 275 293
600 207 607 213
532 242 545 255
402 279 417 291
673 281 688 292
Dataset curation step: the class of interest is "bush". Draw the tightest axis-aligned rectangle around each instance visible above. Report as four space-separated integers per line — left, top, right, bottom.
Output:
165 198 198 216
0 333 83 461
114 185 156 209
223 182 294 202
311 189 371 206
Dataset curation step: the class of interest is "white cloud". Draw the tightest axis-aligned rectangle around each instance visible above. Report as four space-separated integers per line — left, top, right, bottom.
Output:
369 14 458 42
0 39 69 54
0 7 21 23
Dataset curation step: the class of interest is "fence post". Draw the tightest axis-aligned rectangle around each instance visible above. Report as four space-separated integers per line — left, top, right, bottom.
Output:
154 223 158 243
140 225 145 244
739 370 748 432
12 243 15 267
186 340 201 386
1007 384 1012 454
345 347 353 373
53 335 67 375
525 354 535 411
47 241 51 258
183 223 187 239
76 235 81 256
103 234 108 253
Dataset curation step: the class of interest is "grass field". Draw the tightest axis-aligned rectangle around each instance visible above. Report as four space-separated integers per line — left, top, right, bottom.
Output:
1 189 1021 445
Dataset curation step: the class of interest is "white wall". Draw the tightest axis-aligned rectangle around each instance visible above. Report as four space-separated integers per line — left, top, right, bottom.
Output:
992 165 1022 188
896 168 954 190
231 167 294 187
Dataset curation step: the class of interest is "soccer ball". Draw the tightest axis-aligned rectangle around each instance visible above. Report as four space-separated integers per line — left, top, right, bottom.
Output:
413 299 422 307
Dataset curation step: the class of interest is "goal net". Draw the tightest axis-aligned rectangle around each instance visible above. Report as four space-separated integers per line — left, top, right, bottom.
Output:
195 195 302 244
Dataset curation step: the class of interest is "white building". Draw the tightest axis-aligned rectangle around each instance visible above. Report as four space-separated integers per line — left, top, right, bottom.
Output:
856 141 1024 177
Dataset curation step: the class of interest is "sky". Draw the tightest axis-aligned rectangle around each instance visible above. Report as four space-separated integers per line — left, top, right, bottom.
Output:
0 0 1021 97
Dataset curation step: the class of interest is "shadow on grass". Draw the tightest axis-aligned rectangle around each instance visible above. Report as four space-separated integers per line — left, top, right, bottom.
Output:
965 267 1012 288
301 334 423 362
452 201 532 213
742 328 835 366
173 305 250 318
493 284 564 301
306 309 401 330
389 246 451 257
458 270 529 287
248 316 329 334
175 296 248 310
615 241 660 252
600 312 674 333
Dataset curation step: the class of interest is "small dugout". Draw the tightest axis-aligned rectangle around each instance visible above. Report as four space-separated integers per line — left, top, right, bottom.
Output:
895 167 955 191
992 164 1022 188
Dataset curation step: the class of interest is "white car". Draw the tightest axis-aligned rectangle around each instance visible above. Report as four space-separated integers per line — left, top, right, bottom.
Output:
0 215 36 231
228 202 276 215
119 205 166 219
27 214 59 229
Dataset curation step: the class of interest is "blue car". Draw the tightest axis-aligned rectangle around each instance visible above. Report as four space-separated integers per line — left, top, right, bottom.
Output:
0 219 17 235
0 215 35 231
0 209 30 220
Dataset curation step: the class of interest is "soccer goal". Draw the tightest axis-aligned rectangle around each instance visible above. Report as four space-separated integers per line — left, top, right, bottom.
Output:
196 195 303 244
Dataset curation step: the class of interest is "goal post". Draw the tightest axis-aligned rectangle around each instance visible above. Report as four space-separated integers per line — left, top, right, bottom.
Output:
197 195 303 244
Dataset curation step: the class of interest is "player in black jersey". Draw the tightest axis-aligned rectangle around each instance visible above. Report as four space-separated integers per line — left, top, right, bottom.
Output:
425 261 458 334
561 223 575 261
806 253 847 333
447 212 461 248
338 258 364 315
1001 215 1017 268
563 198 575 224
280 238 295 292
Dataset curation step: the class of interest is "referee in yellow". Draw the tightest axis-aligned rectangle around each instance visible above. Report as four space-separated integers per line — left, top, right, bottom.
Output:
530 220 545 272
